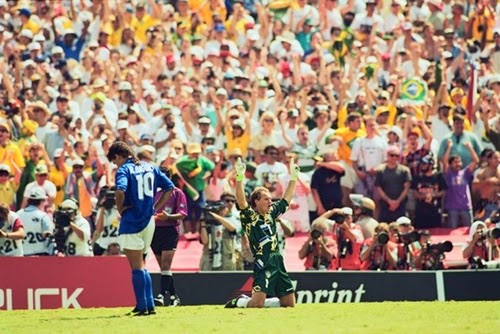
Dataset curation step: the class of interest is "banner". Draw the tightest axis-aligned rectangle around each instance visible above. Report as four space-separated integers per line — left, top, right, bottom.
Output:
0 257 135 310
168 272 438 305
399 78 428 106
442 270 500 301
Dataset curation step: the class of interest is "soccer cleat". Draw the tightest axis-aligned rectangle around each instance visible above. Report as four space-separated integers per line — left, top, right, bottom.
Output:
148 308 157 315
170 295 181 307
126 307 140 316
224 294 248 308
133 311 148 317
154 294 165 307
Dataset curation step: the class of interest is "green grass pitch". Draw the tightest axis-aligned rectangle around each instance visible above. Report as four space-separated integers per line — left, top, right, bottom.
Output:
2 302 500 334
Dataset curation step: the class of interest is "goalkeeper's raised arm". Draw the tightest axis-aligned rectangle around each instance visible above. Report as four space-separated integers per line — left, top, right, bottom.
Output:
282 158 299 205
235 158 249 210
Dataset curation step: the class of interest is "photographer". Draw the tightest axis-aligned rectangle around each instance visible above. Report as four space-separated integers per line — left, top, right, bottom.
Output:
318 208 364 270
413 230 453 270
463 221 500 268
360 223 398 271
298 220 335 270
17 187 54 256
0 203 25 256
199 197 239 271
53 199 92 256
93 186 121 256
151 167 187 307
391 217 418 270
350 194 378 239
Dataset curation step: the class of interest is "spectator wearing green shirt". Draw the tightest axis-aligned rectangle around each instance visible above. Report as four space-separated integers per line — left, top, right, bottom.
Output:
175 143 215 239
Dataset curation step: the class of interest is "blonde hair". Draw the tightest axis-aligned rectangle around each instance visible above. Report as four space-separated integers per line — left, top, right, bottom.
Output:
259 111 277 126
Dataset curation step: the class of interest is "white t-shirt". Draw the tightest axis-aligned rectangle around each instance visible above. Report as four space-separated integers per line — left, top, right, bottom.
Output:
255 161 288 186
350 136 388 171
24 181 57 200
281 5 320 31
18 206 54 256
95 208 120 250
310 127 337 155
0 211 24 256
401 59 431 79
64 216 92 256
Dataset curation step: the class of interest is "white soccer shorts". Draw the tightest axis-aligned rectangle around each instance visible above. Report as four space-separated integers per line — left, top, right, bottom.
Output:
119 217 155 254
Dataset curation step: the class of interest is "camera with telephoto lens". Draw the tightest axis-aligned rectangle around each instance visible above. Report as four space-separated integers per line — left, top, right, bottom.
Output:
376 231 389 245
397 231 420 244
479 227 500 240
425 241 453 255
202 201 226 225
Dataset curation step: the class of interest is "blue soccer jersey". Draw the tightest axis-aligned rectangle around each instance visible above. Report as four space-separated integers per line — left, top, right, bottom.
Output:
115 159 174 234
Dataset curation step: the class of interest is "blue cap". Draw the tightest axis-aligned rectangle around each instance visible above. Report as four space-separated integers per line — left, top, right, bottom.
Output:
223 72 235 80
214 23 226 32
18 8 32 17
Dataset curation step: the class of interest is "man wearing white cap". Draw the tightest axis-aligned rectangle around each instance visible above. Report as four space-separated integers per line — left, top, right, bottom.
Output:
22 164 56 211
53 199 92 256
17 187 54 256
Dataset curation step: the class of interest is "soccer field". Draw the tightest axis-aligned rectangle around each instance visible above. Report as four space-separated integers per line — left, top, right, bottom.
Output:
2 302 500 334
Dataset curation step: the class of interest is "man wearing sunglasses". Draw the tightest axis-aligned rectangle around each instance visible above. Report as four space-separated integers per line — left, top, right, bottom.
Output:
375 146 412 223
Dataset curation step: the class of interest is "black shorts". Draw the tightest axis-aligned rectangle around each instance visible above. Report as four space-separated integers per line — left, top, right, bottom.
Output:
151 225 179 255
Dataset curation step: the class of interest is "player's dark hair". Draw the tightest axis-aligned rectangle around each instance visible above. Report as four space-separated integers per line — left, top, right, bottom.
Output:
249 187 270 209
106 141 140 165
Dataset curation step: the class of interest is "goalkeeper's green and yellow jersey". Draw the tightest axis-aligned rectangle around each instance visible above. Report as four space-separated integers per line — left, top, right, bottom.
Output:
240 199 289 262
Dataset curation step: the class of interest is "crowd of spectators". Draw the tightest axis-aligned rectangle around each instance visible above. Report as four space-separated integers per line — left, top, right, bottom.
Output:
0 0 499 270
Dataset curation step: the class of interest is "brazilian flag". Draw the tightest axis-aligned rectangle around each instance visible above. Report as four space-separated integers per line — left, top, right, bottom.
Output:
331 28 355 68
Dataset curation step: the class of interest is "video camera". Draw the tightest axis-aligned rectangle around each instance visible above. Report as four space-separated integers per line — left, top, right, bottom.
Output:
479 228 500 240
98 186 116 210
53 209 75 228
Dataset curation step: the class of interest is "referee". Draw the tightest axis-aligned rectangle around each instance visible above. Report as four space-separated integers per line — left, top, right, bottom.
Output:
152 166 187 307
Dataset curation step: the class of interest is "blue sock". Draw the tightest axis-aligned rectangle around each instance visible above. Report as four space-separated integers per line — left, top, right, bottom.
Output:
143 269 154 310
132 269 146 312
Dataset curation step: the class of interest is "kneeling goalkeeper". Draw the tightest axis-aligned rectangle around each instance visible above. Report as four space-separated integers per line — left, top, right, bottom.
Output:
225 158 299 308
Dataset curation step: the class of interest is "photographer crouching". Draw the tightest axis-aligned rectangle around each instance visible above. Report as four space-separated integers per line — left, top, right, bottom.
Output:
314 208 364 270
413 230 453 270
199 193 242 271
53 199 92 256
360 223 397 271
298 220 335 270
463 221 500 269
93 186 121 256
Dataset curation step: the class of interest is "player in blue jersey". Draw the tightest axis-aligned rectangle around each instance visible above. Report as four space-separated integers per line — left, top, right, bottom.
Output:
107 141 174 316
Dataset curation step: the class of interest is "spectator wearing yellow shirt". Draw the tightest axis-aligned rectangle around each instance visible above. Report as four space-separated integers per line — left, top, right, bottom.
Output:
0 164 21 210
468 2 496 47
335 113 366 164
190 0 227 26
130 0 161 44
49 148 69 207
18 8 40 35
0 122 26 174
